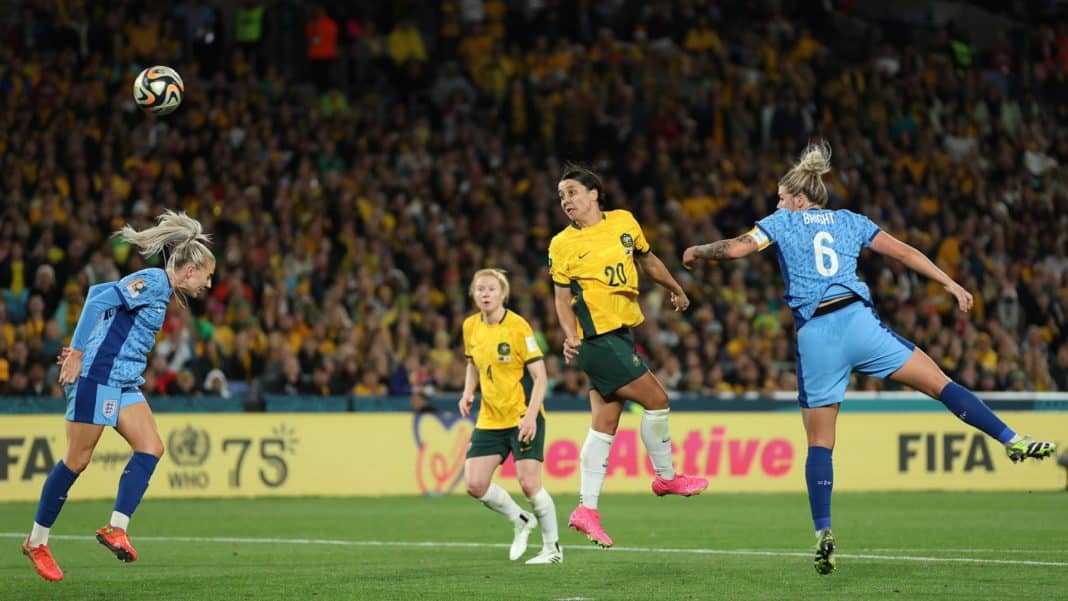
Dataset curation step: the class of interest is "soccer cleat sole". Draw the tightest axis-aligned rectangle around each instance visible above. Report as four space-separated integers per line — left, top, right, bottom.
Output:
814 537 836 575
96 533 136 563
655 489 705 497
569 525 612 548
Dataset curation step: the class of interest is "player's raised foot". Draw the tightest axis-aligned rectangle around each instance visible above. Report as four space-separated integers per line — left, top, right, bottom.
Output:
568 505 613 548
1005 436 1056 463
651 473 709 497
22 539 63 582
525 542 564 565
509 512 538 560
96 526 138 563
813 529 836 575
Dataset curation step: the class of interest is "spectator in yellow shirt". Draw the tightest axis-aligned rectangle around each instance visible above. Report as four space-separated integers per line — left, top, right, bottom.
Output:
388 19 427 66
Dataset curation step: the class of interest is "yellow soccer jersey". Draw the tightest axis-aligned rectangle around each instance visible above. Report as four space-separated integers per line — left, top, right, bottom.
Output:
463 310 545 429
548 209 649 338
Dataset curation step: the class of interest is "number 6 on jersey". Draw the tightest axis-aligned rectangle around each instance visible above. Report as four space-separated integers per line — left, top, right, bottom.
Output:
813 231 839 276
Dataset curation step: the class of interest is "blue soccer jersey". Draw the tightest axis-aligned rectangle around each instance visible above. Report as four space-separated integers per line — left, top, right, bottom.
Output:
77 268 173 388
752 208 880 327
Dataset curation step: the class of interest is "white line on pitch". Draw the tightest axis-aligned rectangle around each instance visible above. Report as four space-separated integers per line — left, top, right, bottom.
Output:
1 533 1065 568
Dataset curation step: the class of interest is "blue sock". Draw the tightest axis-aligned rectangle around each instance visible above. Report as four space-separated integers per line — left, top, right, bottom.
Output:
938 382 1015 443
114 452 159 518
35 461 79 527
806 446 833 532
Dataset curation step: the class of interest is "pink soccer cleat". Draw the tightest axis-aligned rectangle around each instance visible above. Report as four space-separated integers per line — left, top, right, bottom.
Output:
652 473 709 497
22 539 63 582
96 526 139 562
568 505 613 548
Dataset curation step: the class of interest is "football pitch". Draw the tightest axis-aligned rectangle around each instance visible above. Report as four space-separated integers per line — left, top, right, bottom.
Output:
1 492 1065 600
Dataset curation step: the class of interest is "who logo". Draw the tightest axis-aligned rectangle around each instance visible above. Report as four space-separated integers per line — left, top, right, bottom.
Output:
168 425 211 467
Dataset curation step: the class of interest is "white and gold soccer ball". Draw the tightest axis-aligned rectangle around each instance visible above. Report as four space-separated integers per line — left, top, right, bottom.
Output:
133 65 184 116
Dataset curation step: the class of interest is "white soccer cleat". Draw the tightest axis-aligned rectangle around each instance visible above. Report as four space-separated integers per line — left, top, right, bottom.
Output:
509 512 537 560
525 542 564 565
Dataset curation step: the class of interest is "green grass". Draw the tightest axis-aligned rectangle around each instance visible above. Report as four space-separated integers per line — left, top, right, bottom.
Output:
1 492 1066 600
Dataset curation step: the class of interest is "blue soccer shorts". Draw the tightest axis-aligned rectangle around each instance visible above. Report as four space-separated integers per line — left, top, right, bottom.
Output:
795 301 915 408
64 377 147 426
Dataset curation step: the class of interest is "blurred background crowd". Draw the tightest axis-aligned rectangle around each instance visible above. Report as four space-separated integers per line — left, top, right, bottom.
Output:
1 0 1066 405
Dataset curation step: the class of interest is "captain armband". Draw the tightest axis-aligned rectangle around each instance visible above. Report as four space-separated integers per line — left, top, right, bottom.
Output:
745 227 771 251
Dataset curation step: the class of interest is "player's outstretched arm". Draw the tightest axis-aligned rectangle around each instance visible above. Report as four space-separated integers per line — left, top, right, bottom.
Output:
869 231 973 312
635 251 689 311
682 233 760 268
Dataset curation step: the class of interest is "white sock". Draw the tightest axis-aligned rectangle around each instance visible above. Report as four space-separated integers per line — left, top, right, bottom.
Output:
28 522 50 547
110 511 131 530
1006 434 1022 446
528 488 558 547
479 483 524 524
580 429 614 510
641 408 676 479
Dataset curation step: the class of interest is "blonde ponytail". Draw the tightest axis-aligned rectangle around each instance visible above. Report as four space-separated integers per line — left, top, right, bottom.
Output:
779 139 832 207
115 210 213 272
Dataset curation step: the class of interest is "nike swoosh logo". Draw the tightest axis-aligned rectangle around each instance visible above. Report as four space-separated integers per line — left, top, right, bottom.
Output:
578 252 590 259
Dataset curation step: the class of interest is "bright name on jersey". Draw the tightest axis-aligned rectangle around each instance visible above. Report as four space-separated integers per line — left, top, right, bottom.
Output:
803 212 835 225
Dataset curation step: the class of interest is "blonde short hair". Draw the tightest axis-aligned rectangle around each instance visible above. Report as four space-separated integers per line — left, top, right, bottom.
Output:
469 268 510 303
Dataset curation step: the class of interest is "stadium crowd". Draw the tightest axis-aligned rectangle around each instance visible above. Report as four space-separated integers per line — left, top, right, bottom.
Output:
1 0 1066 404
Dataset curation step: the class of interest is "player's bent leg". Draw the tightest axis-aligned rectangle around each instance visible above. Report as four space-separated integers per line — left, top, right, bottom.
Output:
889 349 1013 440
573 432 615 546
889 349 1056 458
465 453 534 559
616 375 709 497
105 402 162 562
570 390 624 547
23 420 102 581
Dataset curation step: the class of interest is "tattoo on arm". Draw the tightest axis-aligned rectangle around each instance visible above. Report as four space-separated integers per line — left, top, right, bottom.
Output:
693 234 759 261
693 239 736 260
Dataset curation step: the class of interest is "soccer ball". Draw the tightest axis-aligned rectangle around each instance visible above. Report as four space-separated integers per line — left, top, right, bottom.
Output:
133 66 184 116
